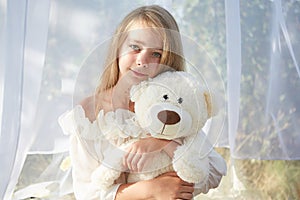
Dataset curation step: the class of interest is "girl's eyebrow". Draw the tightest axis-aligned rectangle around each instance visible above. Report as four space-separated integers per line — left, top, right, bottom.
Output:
131 39 145 45
130 39 163 50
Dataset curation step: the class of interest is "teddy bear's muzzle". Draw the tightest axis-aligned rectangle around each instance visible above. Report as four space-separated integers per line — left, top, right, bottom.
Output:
157 110 181 125
137 103 193 138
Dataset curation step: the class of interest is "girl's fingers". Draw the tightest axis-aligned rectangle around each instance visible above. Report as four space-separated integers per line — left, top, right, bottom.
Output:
181 181 194 187
180 185 194 193
131 152 153 172
175 186 194 200
178 192 194 200
130 152 142 172
122 146 132 167
126 153 134 170
124 149 134 170
124 147 144 172
178 183 194 200
136 154 146 172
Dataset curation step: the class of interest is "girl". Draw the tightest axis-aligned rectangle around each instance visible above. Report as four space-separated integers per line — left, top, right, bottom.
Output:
59 5 226 200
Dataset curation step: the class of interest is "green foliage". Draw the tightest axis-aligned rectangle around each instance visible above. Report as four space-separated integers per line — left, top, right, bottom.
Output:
235 159 300 199
174 0 226 79
194 148 300 200
177 0 299 159
176 1 300 199
237 0 300 159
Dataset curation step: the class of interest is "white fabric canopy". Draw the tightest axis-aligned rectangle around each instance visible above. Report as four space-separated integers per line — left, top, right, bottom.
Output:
0 0 299 199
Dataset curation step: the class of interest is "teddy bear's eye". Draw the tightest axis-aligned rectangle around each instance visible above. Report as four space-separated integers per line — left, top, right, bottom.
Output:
163 94 169 100
178 97 183 104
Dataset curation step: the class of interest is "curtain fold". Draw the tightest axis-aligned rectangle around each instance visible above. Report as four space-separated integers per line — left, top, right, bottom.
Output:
0 0 51 199
0 0 6 132
21 0 51 154
0 0 27 199
225 0 241 155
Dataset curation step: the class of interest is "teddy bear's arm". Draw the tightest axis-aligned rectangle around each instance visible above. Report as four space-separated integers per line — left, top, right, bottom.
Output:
173 131 227 194
172 132 212 183
193 149 227 194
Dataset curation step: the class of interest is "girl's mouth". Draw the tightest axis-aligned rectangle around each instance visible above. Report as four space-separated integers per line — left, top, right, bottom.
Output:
130 69 148 77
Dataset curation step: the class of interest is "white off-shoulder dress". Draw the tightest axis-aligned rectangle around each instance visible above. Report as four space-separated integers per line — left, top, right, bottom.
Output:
58 105 227 200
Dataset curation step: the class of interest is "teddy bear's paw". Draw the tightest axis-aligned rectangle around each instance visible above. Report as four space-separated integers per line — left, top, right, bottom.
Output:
91 165 121 190
173 156 209 183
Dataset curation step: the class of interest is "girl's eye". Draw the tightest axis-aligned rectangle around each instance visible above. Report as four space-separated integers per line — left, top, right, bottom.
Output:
152 52 162 58
129 44 140 51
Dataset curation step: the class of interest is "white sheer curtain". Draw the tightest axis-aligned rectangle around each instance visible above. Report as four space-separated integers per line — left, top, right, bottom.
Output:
0 0 52 199
0 0 299 199
227 0 300 159
1 1 31 199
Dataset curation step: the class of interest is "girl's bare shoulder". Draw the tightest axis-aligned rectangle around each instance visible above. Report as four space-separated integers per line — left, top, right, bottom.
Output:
79 95 99 122
79 91 112 121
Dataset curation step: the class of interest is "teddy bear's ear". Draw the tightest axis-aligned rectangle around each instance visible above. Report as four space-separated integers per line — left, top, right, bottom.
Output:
203 91 218 118
130 80 148 102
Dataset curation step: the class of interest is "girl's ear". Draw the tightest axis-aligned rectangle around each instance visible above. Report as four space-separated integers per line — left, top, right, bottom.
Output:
130 81 148 102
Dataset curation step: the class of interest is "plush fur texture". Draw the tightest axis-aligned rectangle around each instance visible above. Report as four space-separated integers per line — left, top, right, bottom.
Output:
92 71 217 190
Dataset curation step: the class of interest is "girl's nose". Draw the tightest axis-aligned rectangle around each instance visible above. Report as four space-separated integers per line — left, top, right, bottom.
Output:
136 51 148 67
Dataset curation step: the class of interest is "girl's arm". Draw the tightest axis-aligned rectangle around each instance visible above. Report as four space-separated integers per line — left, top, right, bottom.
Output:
115 172 194 200
70 133 194 200
61 98 121 200
124 134 227 196
69 132 120 200
123 137 178 172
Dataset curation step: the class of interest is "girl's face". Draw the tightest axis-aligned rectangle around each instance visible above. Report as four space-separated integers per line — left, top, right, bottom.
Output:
118 23 166 84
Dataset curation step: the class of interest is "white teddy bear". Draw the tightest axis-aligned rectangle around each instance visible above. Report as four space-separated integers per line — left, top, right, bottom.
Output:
91 71 217 190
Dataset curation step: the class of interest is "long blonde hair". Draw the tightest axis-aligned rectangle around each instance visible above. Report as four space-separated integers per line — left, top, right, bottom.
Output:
95 5 185 110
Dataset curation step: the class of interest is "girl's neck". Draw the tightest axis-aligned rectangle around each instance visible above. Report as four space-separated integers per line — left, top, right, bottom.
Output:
111 80 135 112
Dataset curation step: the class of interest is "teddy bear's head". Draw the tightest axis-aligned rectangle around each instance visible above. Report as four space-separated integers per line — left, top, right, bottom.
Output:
130 71 216 140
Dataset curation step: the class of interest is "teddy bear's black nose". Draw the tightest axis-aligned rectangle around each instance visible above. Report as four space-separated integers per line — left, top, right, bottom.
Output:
157 110 181 125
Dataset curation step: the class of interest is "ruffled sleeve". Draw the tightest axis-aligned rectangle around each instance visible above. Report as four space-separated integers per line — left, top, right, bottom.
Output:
58 105 102 140
96 109 147 146
58 106 126 200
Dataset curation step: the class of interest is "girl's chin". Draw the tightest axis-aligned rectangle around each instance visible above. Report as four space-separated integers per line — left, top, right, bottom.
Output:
130 76 148 85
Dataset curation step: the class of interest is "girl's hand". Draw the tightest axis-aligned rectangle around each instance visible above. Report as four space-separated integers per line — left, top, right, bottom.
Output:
123 137 169 172
115 171 194 200
150 172 194 200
